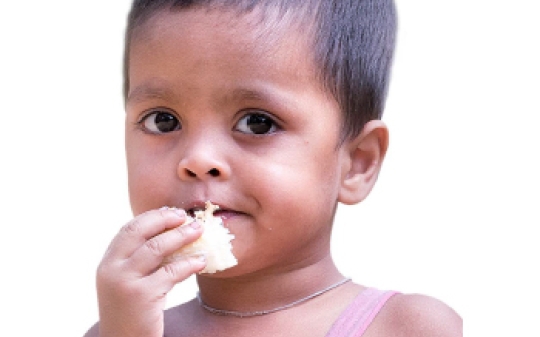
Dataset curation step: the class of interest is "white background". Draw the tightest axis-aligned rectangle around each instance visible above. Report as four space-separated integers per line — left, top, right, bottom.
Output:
1 1 538 336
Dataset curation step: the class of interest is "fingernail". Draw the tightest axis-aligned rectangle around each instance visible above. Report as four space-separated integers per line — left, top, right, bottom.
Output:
172 208 186 217
190 220 201 229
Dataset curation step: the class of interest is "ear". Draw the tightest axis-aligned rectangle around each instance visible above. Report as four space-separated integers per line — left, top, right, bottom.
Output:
338 120 389 205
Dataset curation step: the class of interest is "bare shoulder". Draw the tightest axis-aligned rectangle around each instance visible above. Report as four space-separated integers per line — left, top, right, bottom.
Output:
374 293 462 337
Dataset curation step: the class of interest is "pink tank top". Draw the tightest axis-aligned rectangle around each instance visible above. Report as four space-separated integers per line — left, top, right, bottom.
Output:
325 288 398 337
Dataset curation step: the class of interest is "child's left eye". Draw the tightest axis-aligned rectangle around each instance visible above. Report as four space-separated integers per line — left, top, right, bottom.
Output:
235 113 278 135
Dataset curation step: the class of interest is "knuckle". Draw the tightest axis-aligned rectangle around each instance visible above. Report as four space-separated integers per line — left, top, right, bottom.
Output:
162 263 180 279
96 264 108 282
121 219 140 237
162 257 202 281
162 261 190 281
175 225 189 240
144 237 164 257
96 262 118 287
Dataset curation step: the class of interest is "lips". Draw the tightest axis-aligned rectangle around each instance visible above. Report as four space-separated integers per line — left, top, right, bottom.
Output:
213 209 242 220
184 201 242 220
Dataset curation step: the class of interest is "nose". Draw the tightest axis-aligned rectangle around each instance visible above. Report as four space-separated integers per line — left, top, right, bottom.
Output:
177 144 231 181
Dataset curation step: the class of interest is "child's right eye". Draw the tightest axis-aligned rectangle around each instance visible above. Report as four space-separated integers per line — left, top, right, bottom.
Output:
139 111 181 134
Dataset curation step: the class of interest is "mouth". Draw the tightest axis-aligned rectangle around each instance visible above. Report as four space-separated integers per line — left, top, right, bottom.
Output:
184 201 244 221
186 206 205 217
184 201 223 214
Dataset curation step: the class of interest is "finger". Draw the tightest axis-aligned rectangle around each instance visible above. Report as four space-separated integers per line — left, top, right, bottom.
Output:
143 255 206 295
126 219 204 275
105 207 189 260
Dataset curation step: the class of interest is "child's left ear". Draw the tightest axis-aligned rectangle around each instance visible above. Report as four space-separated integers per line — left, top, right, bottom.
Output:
338 120 389 205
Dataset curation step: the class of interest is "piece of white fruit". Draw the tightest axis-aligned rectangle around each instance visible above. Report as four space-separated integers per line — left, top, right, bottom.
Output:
164 201 237 274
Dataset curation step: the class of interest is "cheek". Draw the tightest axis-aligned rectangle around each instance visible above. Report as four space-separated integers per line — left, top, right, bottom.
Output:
246 144 342 216
126 145 176 215
127 163 157 215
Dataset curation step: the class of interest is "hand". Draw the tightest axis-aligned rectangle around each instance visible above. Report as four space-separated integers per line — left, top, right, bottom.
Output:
95 208 205 337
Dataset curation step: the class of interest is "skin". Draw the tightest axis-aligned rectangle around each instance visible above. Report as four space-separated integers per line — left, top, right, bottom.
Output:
85 7 462 337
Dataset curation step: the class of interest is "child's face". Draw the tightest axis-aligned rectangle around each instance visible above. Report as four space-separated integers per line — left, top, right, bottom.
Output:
125 8 350 275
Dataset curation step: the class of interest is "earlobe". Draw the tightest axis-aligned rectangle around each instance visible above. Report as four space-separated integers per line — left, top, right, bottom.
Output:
338 120 389 205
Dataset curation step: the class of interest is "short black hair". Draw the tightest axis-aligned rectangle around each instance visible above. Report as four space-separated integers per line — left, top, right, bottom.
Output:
124 0 397 140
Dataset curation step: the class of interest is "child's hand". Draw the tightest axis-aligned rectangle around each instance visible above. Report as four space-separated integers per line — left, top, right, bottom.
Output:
95 208 205 337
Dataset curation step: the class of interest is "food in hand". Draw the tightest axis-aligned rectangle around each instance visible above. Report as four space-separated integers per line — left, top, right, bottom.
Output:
164 201 237 274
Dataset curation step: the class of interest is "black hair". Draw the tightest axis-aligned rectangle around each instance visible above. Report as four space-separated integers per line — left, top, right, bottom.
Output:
124 0 397 140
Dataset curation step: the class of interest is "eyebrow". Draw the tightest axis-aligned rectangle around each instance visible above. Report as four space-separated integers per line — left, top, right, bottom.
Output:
223 85 298 117
227 84 295 106
229 87 268 102
126 80 176 105
126 81 296 114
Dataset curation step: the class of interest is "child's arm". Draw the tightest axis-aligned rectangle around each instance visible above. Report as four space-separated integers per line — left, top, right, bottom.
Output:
84 208 206 337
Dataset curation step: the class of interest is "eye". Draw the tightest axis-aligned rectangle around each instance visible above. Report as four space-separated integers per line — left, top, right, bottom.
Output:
140 111 181 134
235 113 278 135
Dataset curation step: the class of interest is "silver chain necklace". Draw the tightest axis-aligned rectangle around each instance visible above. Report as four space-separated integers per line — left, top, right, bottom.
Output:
197 278 351 318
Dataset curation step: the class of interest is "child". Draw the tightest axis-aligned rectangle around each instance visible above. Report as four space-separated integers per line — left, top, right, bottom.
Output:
85 0 462 336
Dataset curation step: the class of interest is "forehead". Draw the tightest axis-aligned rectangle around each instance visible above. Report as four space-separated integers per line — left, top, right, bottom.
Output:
130 7 314 75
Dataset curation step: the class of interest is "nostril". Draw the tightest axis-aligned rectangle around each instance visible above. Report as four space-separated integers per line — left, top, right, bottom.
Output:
178 165 222 180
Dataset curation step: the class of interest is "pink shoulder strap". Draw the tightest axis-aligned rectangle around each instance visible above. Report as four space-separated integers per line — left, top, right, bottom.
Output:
325 288 398 337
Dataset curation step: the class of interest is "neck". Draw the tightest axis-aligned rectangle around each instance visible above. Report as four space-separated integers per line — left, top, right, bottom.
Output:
195 254 345 313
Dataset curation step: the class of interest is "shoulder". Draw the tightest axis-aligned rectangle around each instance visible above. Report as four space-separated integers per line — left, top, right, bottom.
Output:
376 292 462 337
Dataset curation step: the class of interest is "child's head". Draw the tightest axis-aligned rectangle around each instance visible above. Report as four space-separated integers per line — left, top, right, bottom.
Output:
124 0 397 142
123 0 396 276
